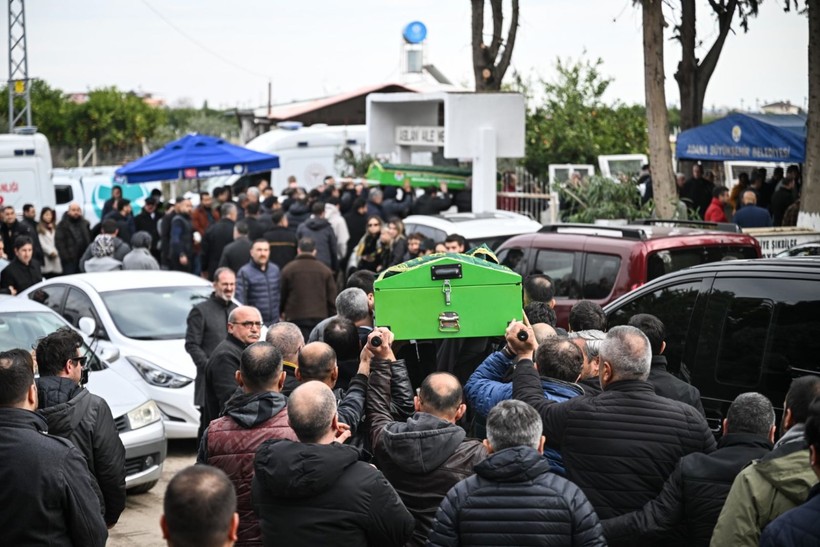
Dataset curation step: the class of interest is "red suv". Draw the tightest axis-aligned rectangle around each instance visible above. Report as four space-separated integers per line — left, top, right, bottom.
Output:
496 221 761 328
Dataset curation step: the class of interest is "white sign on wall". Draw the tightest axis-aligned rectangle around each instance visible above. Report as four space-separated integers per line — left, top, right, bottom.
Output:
395 125 445 147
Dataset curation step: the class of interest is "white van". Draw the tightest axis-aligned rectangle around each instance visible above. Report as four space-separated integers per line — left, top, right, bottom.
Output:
0 132 54 212
54 166 160 225
208 123 367 195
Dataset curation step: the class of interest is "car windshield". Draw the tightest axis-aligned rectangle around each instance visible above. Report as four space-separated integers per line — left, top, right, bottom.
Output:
100 286 212 340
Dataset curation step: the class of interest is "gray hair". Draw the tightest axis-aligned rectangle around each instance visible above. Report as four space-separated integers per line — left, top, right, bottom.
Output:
727 392 775 437
265 322 304 359
246 186 260 198
568 329 606 358
288 381 337 443
220 202 237 218
335 288 369 322
486 400 543 451
599 325 651 381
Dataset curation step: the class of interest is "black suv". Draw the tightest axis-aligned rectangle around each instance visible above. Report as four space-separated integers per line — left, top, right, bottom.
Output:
603 257 820 434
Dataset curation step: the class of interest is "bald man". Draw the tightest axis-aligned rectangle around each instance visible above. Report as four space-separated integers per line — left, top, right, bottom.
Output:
295 341 369 437
365 328 487 545
252 381 414 546
733 189 773 228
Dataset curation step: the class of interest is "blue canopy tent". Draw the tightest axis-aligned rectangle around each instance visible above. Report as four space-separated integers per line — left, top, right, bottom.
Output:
115 133 280 184
676 113 806 163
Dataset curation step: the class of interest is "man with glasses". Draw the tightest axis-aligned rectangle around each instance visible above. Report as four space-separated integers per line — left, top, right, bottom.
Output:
35 327 126 529
203 306 263 430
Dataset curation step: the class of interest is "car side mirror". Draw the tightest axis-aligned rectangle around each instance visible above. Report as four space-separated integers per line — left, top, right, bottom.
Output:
78 317 96 337
99 346 120 363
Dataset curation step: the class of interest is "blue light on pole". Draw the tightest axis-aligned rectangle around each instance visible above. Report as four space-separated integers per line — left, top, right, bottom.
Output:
403 21 427 44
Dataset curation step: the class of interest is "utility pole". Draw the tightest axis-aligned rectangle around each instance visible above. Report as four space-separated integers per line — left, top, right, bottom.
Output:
7 0 33 133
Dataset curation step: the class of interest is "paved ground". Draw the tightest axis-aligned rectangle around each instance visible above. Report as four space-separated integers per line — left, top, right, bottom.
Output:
109 439 198 547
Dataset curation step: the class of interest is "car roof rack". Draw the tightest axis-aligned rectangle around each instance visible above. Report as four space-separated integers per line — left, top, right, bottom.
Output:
538 224 648 241
633 219 742 233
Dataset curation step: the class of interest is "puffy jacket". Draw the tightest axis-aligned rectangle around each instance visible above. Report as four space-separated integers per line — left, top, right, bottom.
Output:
37 376 126 527
465 350 583 475
0 408 108 546
513 361 716 521
280 254 337 321
185 292 238 406
760 483 820 547
203 334 247 427
199 391 297 546
236 260 281 325
602 433 772 546
252 439 414 547
296 216 339 271
426 446 606 547
709 425 818 547
367 358 487 546
647 357 705 416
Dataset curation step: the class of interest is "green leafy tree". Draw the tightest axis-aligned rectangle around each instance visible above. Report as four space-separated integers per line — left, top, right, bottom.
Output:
558 175 654 223
518 57 648 180
0 79 74 142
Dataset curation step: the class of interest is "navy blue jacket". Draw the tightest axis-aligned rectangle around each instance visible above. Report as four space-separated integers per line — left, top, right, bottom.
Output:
236 260 281 325
760 483 820 547
732 204 772 228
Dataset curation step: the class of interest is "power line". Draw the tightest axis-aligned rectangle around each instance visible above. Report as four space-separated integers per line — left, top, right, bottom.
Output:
138 0 270 81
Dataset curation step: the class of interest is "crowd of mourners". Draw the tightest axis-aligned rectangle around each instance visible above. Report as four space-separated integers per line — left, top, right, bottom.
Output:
0 175 819 547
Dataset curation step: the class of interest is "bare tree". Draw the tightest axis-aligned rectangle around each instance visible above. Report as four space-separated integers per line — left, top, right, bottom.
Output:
642 0 678 219
674 0 759 130
471 0 520 91
798 1 818 229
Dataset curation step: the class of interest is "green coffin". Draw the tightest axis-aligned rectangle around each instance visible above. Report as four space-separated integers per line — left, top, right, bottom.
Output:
374 253 523 340
365 161 470 190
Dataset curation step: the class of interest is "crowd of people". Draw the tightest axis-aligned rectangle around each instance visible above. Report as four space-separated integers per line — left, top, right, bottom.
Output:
668 163 803 228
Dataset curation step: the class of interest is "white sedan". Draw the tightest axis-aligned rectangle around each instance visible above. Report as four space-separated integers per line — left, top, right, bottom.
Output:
21 271 213 439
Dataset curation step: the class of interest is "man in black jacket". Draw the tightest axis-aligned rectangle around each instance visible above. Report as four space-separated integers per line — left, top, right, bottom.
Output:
366 327 487 546
602 392 775 546
263 209 297 271
203 306 262 429
35 327 126 529
511 323 715 525
218 219 253 274
252 381 414 546
1 205 34 258
201 202 238 281
56 202 92 274
0 349 108 546
134 197 161 263
185 267 238 440
629 313 704 415
296 341 368 437
427 399 605 547
169 197 195 273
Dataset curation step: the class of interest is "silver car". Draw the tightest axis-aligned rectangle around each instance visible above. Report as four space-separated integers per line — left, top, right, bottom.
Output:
0 296 167 493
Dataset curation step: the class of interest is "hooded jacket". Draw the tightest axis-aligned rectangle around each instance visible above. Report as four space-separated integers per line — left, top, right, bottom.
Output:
709 425 818 547
79 235 129 272
465 350 583 475
760 483 820 547
602 432 773 546
37 375 126 527
252 439 414 547
367 359 486 546
199 391 297 546
427 446 606 547
0 408 108 546
296 216 339 271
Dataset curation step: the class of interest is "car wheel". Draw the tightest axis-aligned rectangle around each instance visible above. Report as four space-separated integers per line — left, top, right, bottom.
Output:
127 480 159 495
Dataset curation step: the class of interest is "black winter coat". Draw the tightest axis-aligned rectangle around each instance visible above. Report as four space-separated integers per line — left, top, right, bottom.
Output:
218 236 253 274
134 209 160 256
0 257 42 293
426 446 606 547
252 439 414 547
55 215 92 263
296 217 338 271
602 433 772 546
368 359 487 546
37 376 126 526
648 357 705 416
513 362 716 522
263 225 297 271
201 218 236 278
0 408 108 546
203 334 247 426
185 292 238 406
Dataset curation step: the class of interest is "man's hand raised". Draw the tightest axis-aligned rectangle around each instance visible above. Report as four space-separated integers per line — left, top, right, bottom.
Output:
505 319 536 361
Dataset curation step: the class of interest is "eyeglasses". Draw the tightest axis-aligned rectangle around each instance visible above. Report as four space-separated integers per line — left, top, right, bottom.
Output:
232 321 263 328
70 356 88 366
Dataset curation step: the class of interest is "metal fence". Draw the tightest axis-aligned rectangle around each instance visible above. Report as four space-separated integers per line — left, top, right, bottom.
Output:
496 167 560 224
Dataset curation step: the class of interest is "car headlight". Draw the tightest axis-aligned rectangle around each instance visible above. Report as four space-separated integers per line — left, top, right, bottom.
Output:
127 400 162 430
126 356 192 389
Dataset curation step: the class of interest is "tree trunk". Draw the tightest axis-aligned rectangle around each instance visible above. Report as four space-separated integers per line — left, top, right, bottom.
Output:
798 1 820 230
674 0 739 130
471 0 520 91
643 0 677 219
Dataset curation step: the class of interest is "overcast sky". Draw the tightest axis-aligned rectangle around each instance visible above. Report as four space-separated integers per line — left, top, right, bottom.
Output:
4 0 807 112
